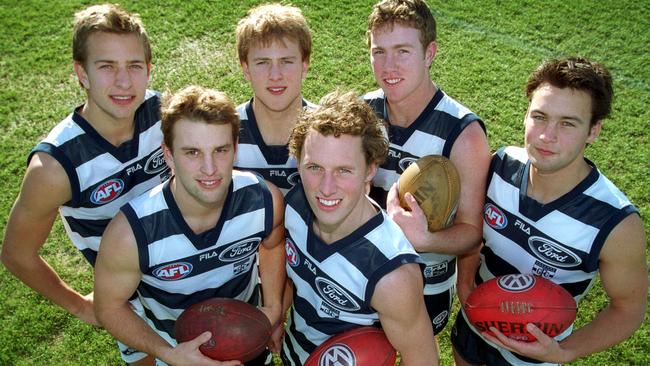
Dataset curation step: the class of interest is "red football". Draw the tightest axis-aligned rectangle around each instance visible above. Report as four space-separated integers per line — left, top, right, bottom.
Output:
464 274 577 342
174 298 271 362
304 327 396 366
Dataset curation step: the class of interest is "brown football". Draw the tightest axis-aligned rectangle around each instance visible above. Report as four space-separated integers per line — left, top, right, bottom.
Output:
398 155 460 232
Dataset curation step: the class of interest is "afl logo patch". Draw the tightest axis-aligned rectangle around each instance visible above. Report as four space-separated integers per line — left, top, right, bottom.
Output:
484 203 507 229
528 236 582 268
144 149 167 174
285 238 300 267
398 157 417 172
315 277 360 312
319 344 355 366
497 274 536 292
91 178 124 205
153 262 193 281
218 238 260 262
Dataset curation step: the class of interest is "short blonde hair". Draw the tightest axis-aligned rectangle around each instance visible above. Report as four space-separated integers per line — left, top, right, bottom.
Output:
236 3 312 63
161 86 240 150
289 90 388 166
73 3 152 66
367 0 436 51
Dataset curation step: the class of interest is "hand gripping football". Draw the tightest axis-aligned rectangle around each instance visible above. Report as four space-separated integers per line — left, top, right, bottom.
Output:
304 326 396 366
174 297 271 362
398 155 460 232
464 274 577 342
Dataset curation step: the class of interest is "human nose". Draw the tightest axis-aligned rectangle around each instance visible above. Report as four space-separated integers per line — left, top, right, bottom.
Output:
384 52 397 70
200 154 217 175
319 171 336 196
269 61 282 80
114 66 133 89
539 122 558 143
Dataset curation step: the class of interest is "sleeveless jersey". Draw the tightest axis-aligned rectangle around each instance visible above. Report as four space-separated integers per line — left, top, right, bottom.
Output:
363 88 485 296
281 183 422 365
470 146 638 365
29 90 169 266
235 98 316 195
121 171 273 352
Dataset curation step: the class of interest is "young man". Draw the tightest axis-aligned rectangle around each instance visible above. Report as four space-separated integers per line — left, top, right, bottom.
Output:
364 0 491 336
1 4 168 364
452 57 648 366
94 85 286 366
280 91 438 365
234 3 315 194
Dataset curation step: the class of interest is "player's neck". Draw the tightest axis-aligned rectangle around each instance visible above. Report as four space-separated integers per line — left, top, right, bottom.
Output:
527 159 592 204
253 96 303 145
170 177 225 234
79 104 135 147
386 81 437 128
315 198 378 244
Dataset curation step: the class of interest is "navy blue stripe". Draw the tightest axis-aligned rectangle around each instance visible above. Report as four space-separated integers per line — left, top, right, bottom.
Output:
480 246 519 283
239 98 310 166
233 166 298 192
284 313 310 365
74 148 167 209
259 178 274 237
142 306 175 339
62 216 110 238
365 253 422 304
30 142 80 205
490 148 526 191
480 246 593 298
80 247 98 267
69 95 160 164
138 272 254 310
423 257 456 286
122 203 150 274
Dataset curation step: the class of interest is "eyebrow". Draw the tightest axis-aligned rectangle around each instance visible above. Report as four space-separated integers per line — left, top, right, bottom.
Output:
93 59 146 64
371 42 416 50
529 109 587 124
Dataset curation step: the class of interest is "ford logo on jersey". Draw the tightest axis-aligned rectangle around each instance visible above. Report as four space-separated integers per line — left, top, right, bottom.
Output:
144 149 167 175
528 236 582 268
218 238 261 262
484 203 507 229
315 277 361 312
398 156 418 172
285 238 300 267
287 171 301 187
90 178 124 205
153 262 193 281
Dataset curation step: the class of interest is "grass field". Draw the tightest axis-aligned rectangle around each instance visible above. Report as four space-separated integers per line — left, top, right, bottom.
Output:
1 0 648 365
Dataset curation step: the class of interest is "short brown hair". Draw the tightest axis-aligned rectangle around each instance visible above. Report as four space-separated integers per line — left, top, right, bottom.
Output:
161 86 240 150
236 3 312 64
289 90 388 166
526 57 614 126
367 0 436 50
73 3 152 66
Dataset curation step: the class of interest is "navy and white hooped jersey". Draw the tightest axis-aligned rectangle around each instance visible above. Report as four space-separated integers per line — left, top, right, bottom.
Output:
121 171 273 350
29 90 169 266
363 88 485 296
235 98 316 195
472 146 638 366
282 183 422 366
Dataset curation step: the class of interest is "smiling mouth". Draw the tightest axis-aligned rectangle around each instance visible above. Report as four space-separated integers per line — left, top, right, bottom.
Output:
318 198 340 207
198 179 221 188
110 95 135 104
267 87 286 94
384 78 401 85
